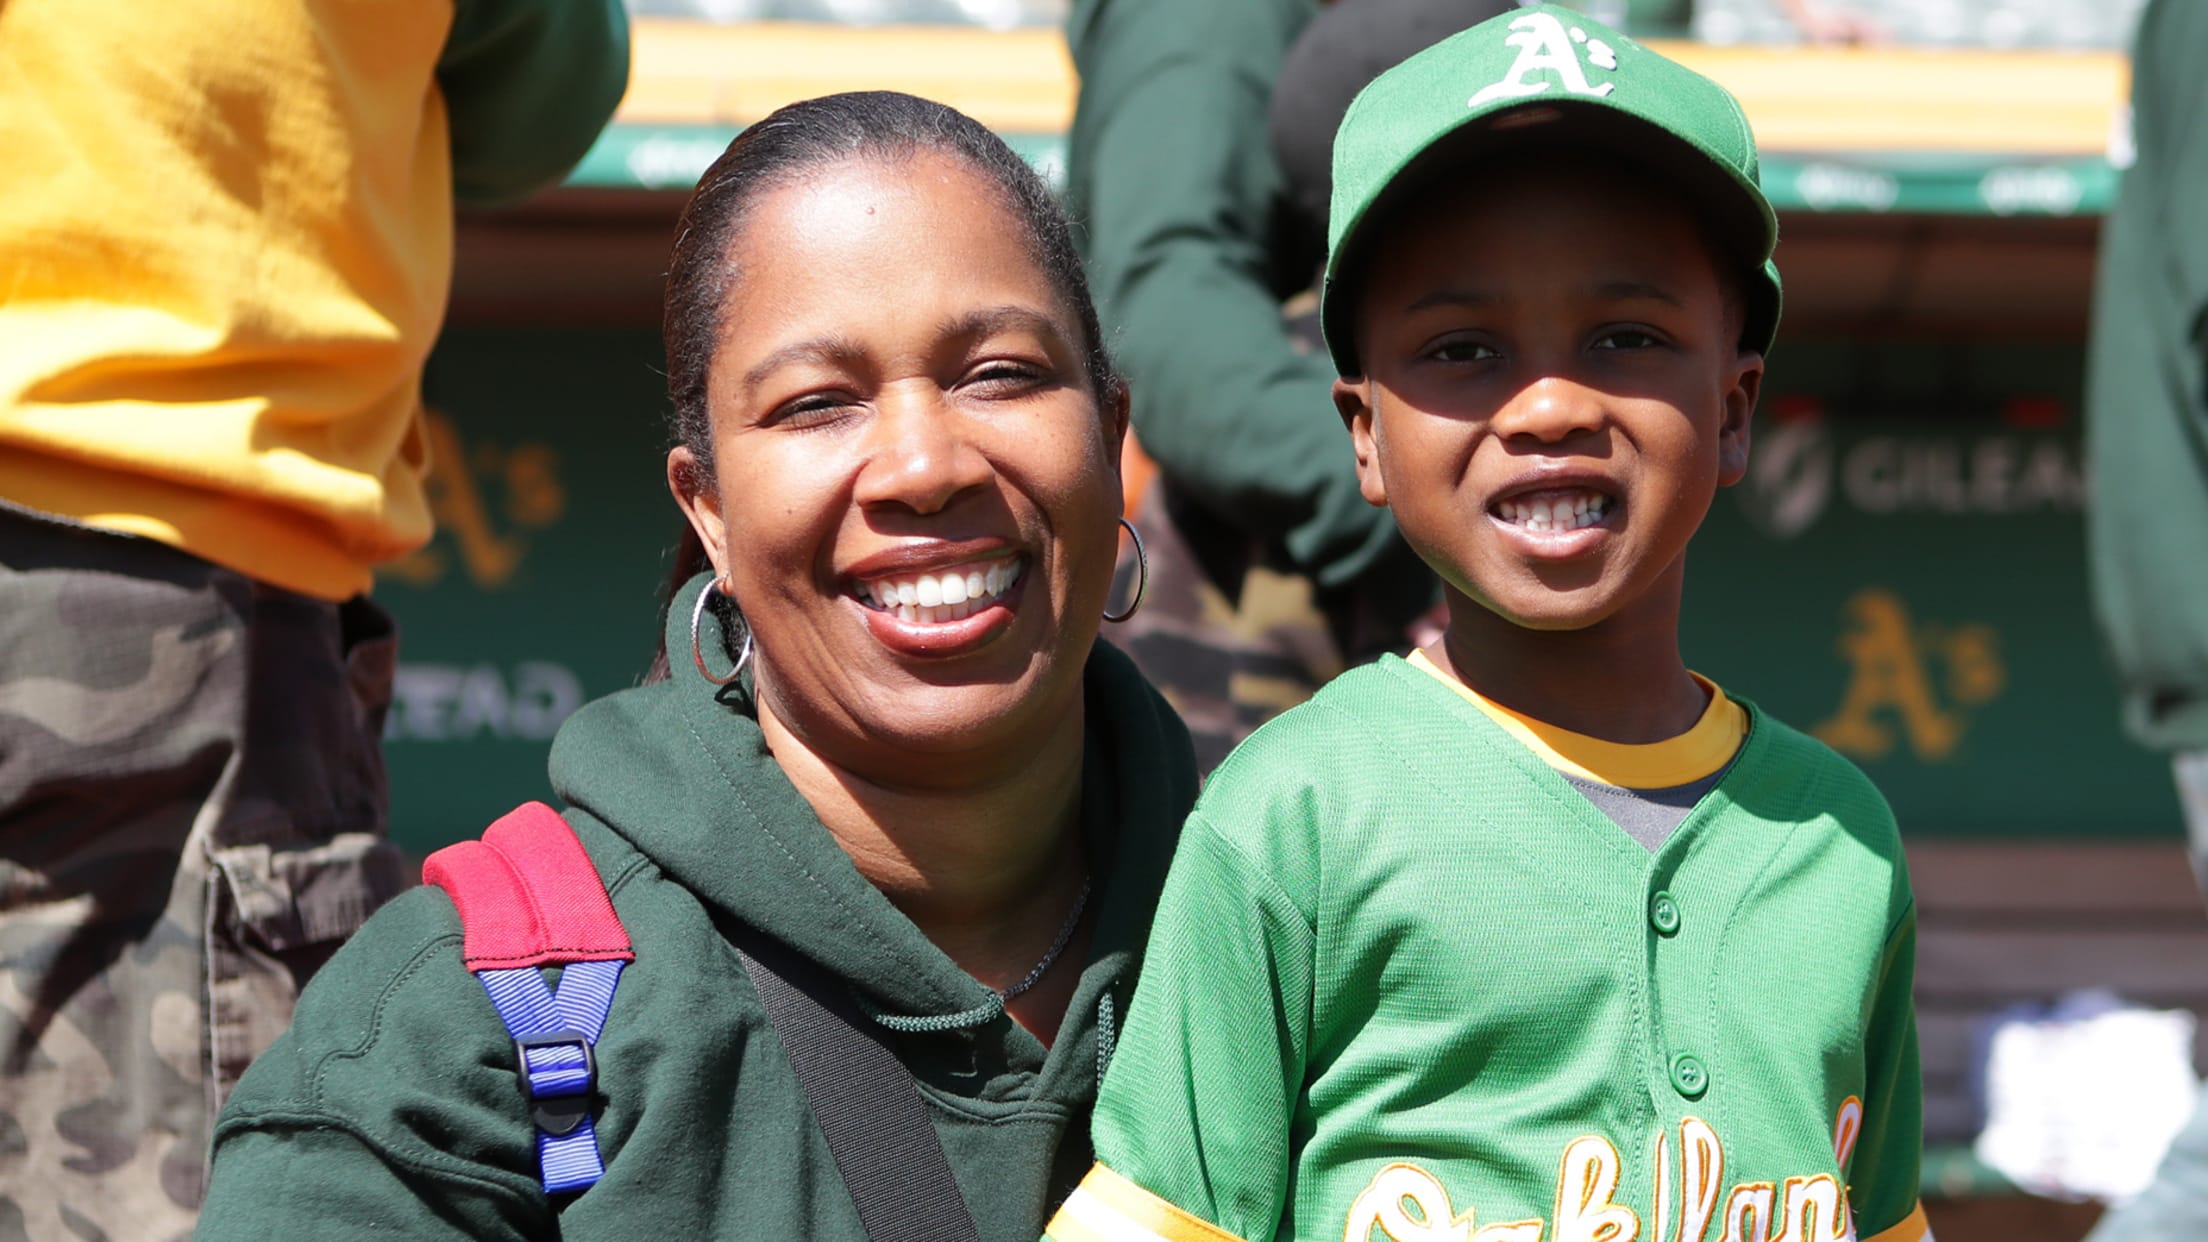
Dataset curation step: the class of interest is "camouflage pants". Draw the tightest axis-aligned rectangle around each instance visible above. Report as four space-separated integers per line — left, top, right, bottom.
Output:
0 504 411 1241
1110 484 1427 773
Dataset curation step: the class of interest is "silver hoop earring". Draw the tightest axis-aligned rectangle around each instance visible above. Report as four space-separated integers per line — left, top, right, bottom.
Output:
690 577 754 686
1104 517 1147 623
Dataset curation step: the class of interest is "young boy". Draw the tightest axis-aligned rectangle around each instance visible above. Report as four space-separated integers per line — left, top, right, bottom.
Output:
1046 8 1928 1242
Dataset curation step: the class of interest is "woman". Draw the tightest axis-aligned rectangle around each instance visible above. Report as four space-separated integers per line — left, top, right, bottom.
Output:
198 91 1198 1240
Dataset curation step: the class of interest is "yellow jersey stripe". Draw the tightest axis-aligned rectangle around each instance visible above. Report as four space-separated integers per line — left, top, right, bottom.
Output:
1406 649 1747 788
1862 1201 1934 1242
1044 1207 1128 1242
1046 1165 1244 1242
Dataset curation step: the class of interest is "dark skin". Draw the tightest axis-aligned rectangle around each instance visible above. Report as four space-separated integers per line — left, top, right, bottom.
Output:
1334 155 1763 744
667 153 1130 1042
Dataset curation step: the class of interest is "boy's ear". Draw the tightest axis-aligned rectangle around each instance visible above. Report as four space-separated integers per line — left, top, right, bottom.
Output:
1333 376 1391 508
1715 351 1764 488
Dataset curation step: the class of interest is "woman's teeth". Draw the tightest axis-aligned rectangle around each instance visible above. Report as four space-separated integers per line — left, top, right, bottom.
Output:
859 560 1023 625
1496 491 1612 533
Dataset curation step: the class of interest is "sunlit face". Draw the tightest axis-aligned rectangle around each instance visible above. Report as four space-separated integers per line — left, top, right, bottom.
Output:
669 152 1126 774
1337 155 1761 633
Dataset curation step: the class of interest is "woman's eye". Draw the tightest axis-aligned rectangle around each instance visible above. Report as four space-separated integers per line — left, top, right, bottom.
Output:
1594 328 1663 351
965 362 1046 395
769 393 856 426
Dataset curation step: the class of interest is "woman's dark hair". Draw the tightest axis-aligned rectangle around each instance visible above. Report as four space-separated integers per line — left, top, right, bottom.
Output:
648 91 1122 683
665 89 1120 481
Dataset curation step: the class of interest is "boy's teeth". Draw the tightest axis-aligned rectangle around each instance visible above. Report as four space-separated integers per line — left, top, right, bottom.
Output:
862 560 1024 621
1497 492 1611 533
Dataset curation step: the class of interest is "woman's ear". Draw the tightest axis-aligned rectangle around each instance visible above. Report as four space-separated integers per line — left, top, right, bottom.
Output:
1106 377 1132 468
667 446 730 580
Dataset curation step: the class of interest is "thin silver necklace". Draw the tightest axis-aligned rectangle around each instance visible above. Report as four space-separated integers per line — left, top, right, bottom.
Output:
997 876 1092 1001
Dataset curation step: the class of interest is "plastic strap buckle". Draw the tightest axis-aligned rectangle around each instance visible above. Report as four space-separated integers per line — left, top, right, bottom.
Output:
513 1029 598 1136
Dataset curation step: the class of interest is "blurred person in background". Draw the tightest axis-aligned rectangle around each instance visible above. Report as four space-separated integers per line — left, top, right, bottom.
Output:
0 1 627 1235
2083 0 2208 1237
1061 0 1477 771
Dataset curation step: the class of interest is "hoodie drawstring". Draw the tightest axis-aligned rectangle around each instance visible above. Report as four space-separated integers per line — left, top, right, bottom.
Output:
867 993 1005 1034
1095 988 1118 1082
862 979 1119 1084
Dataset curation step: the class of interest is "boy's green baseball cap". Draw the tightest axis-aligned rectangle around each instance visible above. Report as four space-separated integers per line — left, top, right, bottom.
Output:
1320 3 1783 376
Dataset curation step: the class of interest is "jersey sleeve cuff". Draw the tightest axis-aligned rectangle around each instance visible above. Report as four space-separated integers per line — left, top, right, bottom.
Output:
1046 1163 1244 1242
1861 1201 1933 1242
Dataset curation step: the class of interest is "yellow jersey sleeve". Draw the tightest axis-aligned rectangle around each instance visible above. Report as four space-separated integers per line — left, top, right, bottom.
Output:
1862 1201 1934 1242
1047 1165 1246 1242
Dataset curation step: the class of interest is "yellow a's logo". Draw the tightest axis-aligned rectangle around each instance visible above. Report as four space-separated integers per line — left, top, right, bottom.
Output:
1812 588 2004 762
385 409 566 590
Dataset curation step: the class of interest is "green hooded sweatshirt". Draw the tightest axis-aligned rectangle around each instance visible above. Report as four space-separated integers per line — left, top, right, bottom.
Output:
199 589 1199 1240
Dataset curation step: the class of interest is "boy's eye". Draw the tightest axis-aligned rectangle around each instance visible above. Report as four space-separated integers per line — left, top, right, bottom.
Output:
1428 339 1500 363
1593 328 1663 351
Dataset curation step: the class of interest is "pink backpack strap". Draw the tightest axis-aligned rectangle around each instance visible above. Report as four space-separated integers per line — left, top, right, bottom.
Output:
423 801 633 971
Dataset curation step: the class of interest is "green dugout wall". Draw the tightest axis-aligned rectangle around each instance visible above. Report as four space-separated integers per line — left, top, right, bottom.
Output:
379 326 2179 857
385 23 2169 857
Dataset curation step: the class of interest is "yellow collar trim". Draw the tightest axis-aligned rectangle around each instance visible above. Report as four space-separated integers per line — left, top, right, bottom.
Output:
1406 649 1747 788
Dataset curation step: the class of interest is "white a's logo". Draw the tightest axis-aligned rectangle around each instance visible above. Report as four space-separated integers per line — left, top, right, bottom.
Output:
1468 12 1618 109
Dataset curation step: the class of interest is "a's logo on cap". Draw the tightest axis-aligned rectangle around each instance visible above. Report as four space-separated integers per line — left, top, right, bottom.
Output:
1468 11 1618 109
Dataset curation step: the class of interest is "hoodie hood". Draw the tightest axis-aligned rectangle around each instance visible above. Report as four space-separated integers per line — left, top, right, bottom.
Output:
547 572 1198 1035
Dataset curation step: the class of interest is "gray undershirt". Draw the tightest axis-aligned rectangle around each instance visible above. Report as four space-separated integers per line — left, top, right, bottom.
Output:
1562 765 1733 853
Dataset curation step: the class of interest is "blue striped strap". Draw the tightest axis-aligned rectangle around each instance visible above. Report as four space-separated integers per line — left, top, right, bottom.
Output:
477 958 625 1194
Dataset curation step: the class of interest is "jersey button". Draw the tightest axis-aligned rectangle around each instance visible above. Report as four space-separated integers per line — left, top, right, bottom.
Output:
1671 1053 1709 1099
1650 891 1682 936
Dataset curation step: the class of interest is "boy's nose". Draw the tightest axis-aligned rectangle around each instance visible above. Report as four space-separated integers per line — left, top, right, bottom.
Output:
852 383 993 515
1491 376 1605 445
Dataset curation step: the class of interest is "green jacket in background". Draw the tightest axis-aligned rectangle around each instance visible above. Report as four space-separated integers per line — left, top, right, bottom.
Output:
1063 0 1440 771
198 584 1200 1240
1064 0 1401 593
2086 0 2208 751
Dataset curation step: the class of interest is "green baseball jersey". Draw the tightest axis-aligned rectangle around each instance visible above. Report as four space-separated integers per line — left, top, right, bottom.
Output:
1048 656 1928 1242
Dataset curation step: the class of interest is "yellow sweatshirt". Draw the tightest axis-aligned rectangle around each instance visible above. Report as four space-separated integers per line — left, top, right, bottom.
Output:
0 0 628 600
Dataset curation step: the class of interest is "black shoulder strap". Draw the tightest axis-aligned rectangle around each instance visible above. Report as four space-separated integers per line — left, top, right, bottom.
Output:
734 933 983 1242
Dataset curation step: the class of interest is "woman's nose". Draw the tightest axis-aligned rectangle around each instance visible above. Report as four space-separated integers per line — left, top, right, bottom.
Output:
1489 375 1605 445
853 384 993 514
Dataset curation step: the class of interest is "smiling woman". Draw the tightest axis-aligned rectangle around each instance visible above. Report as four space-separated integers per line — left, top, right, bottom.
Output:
198 92 1200 1242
